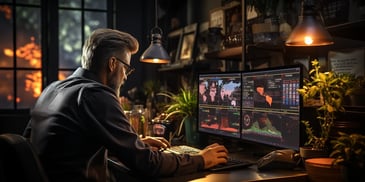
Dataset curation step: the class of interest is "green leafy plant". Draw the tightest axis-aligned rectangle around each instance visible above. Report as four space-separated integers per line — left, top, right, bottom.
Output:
330 132 365 168
297 59 359 150
157 83 197 137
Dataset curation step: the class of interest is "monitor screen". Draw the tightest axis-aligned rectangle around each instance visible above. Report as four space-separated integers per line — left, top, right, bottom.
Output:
197 72 241 139
241 65 302 150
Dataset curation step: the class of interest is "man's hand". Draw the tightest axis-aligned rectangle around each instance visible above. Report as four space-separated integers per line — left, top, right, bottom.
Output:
198 143 228 169
142 136 171 151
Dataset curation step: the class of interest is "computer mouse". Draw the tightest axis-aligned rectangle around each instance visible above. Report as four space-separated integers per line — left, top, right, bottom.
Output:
256 149 299 170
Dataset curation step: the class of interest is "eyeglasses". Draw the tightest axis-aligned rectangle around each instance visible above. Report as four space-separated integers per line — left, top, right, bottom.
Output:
114 57 135 76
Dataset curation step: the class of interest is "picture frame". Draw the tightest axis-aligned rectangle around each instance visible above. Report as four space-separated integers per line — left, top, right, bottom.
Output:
167 28 183 64
224 1 242 36
196 21 209 61
209 7 225 34
177 23 198 64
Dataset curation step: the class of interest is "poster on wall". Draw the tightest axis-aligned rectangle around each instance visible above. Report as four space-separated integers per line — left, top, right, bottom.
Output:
329 48 365 77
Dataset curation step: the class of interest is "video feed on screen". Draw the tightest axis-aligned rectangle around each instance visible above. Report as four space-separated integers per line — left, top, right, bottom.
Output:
198 72 241 138
241 66 302 150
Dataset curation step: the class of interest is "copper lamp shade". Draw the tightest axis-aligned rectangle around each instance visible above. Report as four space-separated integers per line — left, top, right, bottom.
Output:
285 1 334 46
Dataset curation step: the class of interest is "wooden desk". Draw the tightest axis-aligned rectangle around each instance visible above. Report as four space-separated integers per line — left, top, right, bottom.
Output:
157 165 308 182
156 149 308 182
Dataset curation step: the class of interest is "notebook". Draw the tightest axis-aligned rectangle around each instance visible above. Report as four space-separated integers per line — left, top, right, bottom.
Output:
163 145 255 171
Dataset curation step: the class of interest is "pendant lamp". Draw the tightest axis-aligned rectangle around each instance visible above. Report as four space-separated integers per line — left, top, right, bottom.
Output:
140 0 170 64
285 0 334 46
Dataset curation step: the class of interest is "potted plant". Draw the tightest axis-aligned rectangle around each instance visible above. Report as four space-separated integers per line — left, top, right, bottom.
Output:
297 59 359 156
157 82 198 146
330 132 365 182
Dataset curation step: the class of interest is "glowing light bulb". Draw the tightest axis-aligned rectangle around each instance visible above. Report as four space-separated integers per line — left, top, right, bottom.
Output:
304 36 313 45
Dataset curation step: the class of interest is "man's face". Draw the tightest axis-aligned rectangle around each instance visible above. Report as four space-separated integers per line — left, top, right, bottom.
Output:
107 52 132 95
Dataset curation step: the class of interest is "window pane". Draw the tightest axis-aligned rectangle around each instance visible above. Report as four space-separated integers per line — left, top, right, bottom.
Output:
59 70 73 80
59 0 81 8
84 11 107 38
85 0 106 10
16 0 40 5
59 9 82 69
16 6 42 68
17 70 41 108
0 5 13 68
0 70 14 109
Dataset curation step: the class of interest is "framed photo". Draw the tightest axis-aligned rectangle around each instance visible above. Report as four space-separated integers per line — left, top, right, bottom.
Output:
177 23 198 63
224 1 242 36
209 7 225 34
196 21 209 61
167 28 183 64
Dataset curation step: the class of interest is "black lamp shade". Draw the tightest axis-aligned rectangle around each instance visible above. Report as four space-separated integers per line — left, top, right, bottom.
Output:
140 33 170 64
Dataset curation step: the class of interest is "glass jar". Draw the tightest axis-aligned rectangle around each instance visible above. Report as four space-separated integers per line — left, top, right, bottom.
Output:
151 118 174 141
130 105 147 137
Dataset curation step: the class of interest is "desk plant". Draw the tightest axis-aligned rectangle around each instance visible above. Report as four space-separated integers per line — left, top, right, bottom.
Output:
157 82 198 145
297 59 359 151
330 132 365 181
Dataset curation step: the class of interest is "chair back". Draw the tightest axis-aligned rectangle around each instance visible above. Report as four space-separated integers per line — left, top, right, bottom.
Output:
0 133 48 182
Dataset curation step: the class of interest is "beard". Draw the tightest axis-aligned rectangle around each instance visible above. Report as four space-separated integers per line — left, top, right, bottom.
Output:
106 70 124 96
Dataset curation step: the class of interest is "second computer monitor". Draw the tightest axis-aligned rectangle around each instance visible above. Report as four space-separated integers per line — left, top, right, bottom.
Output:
197 72 241 139
241 65 302 150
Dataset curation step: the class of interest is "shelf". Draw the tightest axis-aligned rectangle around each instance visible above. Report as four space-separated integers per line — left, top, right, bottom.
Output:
204 46 243 59
327 19 365 41
158 63 192 72
246 42 284 53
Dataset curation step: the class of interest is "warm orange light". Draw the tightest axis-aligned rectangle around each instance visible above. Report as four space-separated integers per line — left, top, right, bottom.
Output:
3 36 43 98
3 48 13 57
25 71 42 98
15 36 41 68
304 36 313 45
16 97 21 103
0 5 12 20
58 72 68 80
7 95 12 101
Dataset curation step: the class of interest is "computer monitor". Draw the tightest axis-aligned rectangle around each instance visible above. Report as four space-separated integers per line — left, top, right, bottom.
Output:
241 65 302 150
197 72 241 139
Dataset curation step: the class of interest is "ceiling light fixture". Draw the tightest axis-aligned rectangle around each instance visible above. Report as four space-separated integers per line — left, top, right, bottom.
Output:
140 0 170 64
285 0 334 46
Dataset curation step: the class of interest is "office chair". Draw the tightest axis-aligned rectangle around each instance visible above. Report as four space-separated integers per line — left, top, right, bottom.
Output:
0 133 48 182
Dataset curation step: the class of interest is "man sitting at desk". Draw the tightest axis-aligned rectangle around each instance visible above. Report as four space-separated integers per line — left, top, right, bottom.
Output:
24 28 228 182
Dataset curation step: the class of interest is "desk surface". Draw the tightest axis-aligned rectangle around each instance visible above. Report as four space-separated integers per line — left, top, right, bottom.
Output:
157 150 308 182
157 165 308 182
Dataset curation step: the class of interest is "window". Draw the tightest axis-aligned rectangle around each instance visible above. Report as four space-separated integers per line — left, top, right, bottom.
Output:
0 0 41 109
0 0 114 109
58 0 109 79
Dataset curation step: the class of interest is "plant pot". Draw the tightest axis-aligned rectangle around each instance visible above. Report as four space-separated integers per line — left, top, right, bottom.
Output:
184 117 200 147
305 158 342 182
299 146 329 161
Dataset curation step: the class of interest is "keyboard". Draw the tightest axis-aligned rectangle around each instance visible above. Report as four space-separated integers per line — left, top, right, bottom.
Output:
163 145 255 171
